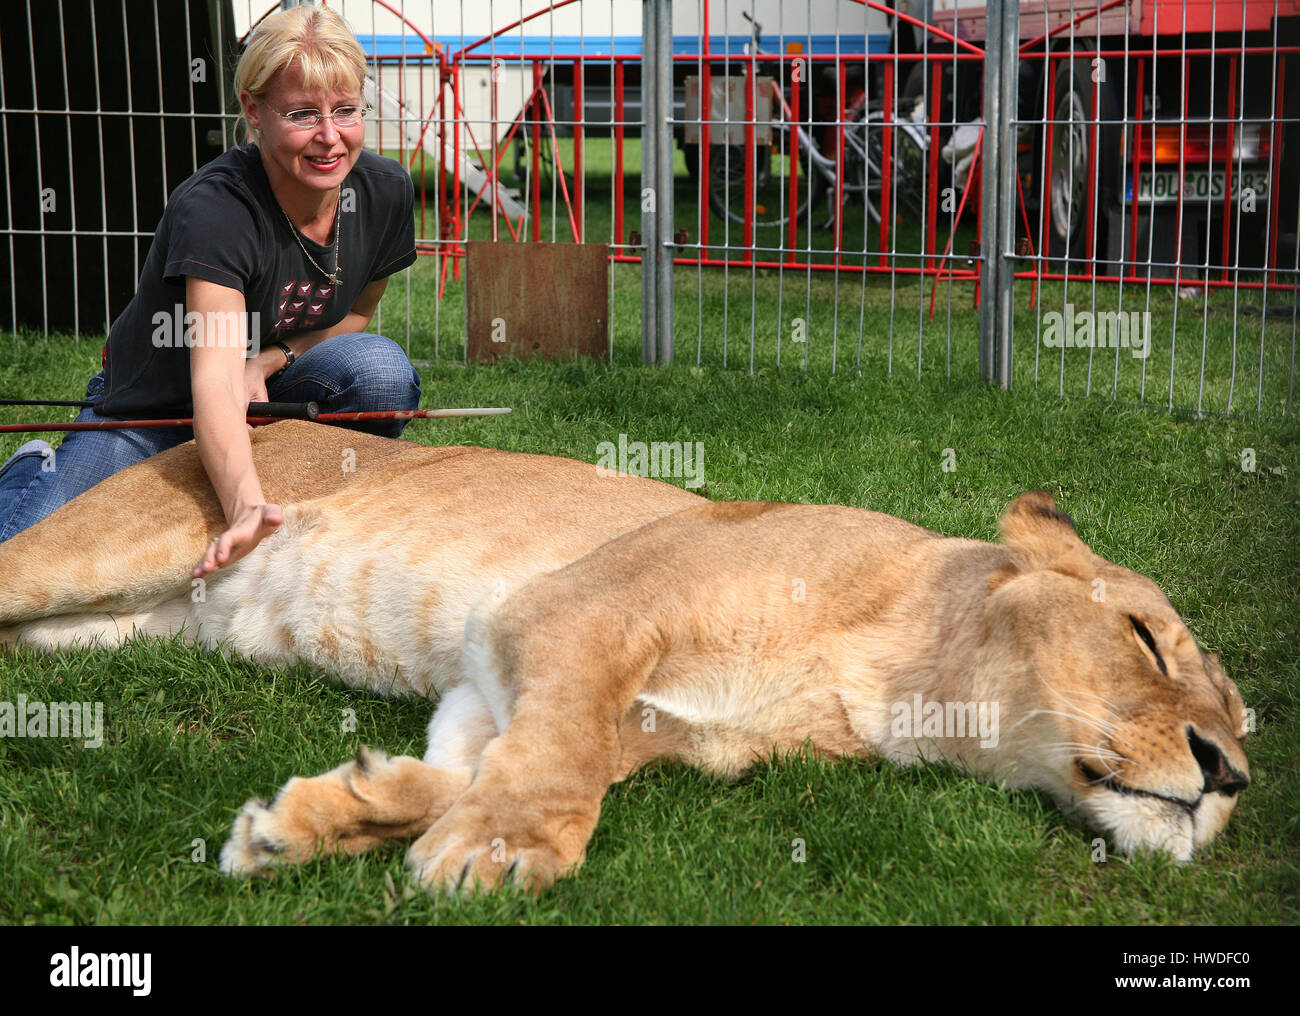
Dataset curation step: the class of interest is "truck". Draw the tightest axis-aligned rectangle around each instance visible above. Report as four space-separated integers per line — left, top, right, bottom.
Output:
893 0 1300 275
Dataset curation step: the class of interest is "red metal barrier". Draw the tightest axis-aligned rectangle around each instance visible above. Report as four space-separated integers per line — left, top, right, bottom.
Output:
342 2 1299 298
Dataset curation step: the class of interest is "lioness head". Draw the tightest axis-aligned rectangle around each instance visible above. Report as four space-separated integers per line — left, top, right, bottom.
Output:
984 491 1249 861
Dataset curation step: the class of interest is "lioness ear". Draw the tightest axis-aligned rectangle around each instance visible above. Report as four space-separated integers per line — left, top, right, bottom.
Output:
999 491 1091 574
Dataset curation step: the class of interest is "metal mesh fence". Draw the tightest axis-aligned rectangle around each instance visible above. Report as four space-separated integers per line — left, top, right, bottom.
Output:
995 0 1300 417
0 0 237 337
0 1 1295 417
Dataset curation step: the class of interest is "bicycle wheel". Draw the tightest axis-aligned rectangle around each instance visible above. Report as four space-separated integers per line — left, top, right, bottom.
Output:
847 105 928 223
707 137 815 230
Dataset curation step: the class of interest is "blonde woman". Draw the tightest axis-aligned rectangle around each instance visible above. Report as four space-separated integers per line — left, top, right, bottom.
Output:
0 6 418 579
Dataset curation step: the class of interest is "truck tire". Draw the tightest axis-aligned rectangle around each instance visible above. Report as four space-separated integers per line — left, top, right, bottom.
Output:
1046 55 1120 269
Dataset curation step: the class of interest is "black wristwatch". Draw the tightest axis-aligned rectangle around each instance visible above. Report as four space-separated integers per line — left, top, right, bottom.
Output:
270 341 296 377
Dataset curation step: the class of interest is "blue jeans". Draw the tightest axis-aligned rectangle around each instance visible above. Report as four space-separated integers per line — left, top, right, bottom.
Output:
0 332 421 542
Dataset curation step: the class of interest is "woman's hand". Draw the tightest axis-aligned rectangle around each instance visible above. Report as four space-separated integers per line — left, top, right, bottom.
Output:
192 501 284 579
242 358 270 430
193 355 284 573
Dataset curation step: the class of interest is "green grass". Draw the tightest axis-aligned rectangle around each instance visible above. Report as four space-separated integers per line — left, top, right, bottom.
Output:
380 256 1294 423
1 141 1296 924
1 334 1297 924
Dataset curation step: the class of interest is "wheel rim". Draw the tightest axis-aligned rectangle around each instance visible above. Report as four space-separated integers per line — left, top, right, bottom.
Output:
709 144 806 229
1050 89 1089 245
857 110 927 221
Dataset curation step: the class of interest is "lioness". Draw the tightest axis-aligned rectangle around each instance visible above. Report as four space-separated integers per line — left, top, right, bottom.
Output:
0 421 1249 892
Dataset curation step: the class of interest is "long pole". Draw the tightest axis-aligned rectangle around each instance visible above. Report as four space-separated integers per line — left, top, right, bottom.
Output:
0 399 321 417
0 406 511 434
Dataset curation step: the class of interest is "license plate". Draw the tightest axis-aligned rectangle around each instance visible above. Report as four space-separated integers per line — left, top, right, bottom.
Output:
1128 168 1270 204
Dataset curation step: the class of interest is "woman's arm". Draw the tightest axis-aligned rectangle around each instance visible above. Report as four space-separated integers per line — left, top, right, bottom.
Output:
187 276 284 579
190 275 391 575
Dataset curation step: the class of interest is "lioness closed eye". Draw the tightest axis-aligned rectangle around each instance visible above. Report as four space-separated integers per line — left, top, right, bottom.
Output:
0 421 1248 893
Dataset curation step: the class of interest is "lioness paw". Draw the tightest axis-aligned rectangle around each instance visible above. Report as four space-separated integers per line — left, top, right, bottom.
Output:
219 797 285 877
405 821 566 895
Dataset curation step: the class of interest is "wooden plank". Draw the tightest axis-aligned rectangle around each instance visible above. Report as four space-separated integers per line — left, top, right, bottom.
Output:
465 242 609 363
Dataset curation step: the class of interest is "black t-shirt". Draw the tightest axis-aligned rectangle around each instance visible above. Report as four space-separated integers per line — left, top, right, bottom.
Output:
99 144 416 416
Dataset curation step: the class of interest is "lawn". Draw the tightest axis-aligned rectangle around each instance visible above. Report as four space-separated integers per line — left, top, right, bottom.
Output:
1 308 1296 923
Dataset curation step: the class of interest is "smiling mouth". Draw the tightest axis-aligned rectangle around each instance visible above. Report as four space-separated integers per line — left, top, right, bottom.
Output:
305 154 343 171
1076 759 1199 813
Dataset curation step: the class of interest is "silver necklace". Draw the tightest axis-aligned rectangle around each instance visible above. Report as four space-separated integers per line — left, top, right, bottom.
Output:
280 191 343 286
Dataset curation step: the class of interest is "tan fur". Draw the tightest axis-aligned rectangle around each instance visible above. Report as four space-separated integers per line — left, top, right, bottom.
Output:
0 422 1249 892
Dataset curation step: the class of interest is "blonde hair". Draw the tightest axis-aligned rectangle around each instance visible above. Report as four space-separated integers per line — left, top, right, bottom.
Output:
235 6 368 144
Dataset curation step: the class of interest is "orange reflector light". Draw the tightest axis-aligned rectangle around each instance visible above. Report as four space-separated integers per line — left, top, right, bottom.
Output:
1140 123 1268 165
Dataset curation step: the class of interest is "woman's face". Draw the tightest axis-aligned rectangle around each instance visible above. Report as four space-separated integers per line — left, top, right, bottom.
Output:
243 63 365 204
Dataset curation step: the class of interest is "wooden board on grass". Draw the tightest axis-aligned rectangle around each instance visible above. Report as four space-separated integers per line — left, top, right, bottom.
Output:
466 242 608 362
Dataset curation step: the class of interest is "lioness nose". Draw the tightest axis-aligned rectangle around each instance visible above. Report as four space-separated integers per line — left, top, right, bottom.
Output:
1187 727 1249 796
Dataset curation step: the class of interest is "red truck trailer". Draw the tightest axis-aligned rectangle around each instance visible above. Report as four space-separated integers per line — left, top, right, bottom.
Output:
895 0 1300 277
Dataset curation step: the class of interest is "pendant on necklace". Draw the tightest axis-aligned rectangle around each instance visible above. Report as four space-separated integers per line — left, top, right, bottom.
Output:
327 270 342 285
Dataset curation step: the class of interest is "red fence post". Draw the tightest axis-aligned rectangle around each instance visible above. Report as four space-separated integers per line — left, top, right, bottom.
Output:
1084 64 1099 274
452 60 463 281
532 59 543 243
490 55 499 241
437 52 449 279
836 59 847 267
1039 54 1056 279
744 49 756 253
927 57 941 273
1129 56 1144 270
880 60 893 267
700 52 712 255
1268 55 1286 286
1172 54 1190 296
1222 54 1238 283
615 58 625 248
574 57 584 239
786 54 799 263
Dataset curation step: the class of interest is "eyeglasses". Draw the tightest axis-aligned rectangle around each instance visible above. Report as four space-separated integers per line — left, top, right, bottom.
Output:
276 105 371 129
